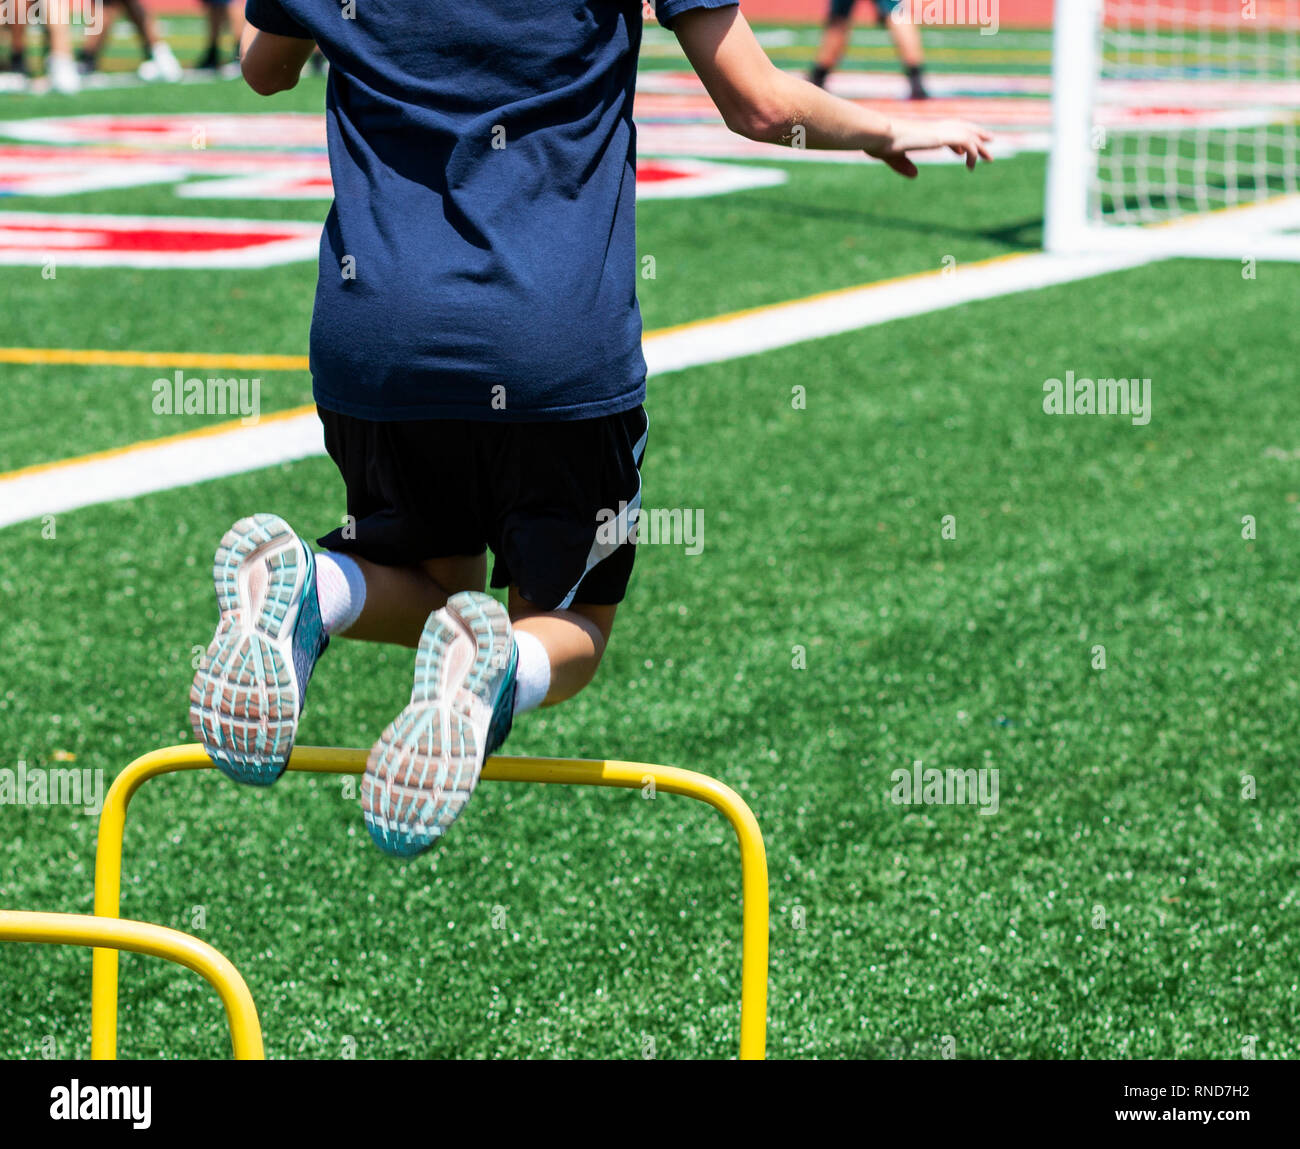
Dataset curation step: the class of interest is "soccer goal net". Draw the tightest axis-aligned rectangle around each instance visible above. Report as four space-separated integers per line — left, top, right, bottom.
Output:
1046 0 1300 258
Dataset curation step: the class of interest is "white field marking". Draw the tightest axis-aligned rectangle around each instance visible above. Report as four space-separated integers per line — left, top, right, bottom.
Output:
0 158 182 198
174 169 334 201
0 249 1154 529
642 249 1153 376
0 112 325 149
0 228 111 249
1065 195 1300 262
0 211 322 269
633 158 788 198
0 410 328 530
175 157 788 202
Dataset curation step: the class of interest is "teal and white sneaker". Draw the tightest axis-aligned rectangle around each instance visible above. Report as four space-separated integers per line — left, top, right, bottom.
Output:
362 591 517 857
189 513 329 786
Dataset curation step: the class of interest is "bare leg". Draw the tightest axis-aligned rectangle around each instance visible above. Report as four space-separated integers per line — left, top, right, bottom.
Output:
43 0 79 91
198 5 223 65
205 7 222 50
884 8 927 98
43 18 66 56
887 13 924 69
508 589 615 705
335 552 486 648
117 0 161 53
78 7 116 64
321 551 617 699
7 3 27 60
811 15 852 81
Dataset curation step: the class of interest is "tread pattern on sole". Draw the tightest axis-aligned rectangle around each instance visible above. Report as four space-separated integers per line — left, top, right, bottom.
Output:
363 591 513 857
189 513 313 787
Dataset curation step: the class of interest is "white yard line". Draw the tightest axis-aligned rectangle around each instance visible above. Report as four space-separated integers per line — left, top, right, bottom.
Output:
0 249 1152 529
642 249 1149 376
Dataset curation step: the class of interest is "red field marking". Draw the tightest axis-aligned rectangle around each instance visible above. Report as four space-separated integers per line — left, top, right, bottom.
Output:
0 141 333 198
637 163 690 182
634 157 788 195
0 213 321 267
1 80 1288 207
0 115 791 201
0 112 326 149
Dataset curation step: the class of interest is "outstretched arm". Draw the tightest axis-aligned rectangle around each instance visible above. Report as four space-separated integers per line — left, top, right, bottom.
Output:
672 5 991 178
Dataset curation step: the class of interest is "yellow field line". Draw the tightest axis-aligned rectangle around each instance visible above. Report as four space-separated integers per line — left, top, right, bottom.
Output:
0 347 311 371
0 253 1034 487
0 404 317 483
0 252 1027 378
646 251 1028 339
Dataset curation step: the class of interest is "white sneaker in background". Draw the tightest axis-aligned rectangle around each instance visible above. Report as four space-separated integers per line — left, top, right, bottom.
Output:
139 40 183 83
46 54 80 95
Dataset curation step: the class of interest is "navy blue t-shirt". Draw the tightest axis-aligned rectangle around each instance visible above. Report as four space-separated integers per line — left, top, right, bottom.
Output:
245 0 736 422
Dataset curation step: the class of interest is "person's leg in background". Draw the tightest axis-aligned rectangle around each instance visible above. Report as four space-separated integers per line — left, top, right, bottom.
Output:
811 0 928 99
196 0 246 69
881 0 928 100
80 0 182 80
808 0 855 89
5 1 27 76
127 0 183 80
228 1 246 60
77 0 117 74
198 0 224 68
42 0 80 93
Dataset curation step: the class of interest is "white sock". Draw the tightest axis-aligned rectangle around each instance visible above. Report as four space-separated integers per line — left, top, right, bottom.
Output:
315 552 367 636
512 630 551 715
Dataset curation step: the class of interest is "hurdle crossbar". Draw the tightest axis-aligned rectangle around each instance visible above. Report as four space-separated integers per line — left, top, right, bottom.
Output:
90 744 769 1060
0 909 263 1059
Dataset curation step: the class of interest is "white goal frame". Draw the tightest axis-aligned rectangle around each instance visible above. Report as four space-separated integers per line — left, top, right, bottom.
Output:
1045 0 1300 260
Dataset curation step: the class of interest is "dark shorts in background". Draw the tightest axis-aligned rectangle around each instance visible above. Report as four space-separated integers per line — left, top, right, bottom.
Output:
830 0 901 21
316 404 648 611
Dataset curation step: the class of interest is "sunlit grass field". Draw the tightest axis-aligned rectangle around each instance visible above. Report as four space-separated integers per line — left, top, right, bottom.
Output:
1 24 1298 1059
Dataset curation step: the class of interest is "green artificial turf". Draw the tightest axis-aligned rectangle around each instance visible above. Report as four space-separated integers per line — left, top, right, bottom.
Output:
2 28 1298 1062
2 255 1299 1059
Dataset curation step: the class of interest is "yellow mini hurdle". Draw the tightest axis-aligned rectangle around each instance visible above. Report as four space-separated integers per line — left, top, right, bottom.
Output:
78 744 769 1060
0 910 265 1059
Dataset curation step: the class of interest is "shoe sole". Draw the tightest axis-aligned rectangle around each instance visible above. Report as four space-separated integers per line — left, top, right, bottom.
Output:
189 513 311 786
362 592 513 857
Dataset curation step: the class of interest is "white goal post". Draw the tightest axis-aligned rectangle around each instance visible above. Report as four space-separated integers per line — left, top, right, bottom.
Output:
1046 0 1300 259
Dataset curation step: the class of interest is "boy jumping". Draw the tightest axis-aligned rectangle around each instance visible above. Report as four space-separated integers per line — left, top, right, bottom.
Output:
191 0 990 858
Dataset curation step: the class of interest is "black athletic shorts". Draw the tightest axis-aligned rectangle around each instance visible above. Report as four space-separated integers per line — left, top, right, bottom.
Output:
830 0 898 21
316 404 649 611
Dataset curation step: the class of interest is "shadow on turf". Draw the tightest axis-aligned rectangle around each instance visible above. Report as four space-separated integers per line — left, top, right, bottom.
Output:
738 198 1044 250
